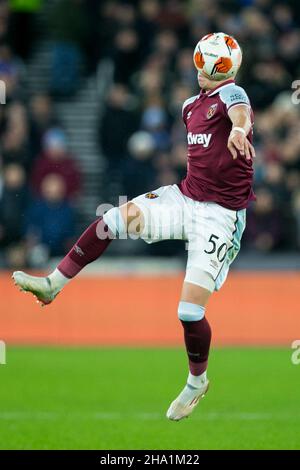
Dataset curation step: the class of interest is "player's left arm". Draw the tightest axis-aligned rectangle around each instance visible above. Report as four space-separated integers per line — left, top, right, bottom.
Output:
227 104 256 160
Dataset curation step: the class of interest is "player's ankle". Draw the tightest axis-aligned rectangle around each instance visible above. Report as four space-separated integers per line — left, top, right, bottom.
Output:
187 370 207 389
48 268 70 293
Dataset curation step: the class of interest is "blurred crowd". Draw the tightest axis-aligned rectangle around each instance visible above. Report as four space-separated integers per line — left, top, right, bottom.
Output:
0 0 300 269
0 0 82 268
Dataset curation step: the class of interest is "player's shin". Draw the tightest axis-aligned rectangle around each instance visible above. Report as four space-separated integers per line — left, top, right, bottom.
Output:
166 302 211 420
12 206 132 305
49 207 127 290
178 302 212 386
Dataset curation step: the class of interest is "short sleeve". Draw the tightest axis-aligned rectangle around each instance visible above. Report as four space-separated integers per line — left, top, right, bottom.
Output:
219 85 250 112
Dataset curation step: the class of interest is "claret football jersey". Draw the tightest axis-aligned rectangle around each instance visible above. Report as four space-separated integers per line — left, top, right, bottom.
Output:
179 79 255 211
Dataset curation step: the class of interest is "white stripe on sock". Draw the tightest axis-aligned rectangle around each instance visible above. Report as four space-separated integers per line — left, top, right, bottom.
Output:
187 371 207 389
48 268 70 291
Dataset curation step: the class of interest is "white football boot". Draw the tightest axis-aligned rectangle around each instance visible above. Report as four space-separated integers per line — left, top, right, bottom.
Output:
12 271 59 306
166 378 209 421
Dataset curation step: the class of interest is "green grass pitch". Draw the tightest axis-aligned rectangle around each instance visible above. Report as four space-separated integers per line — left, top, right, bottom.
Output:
0 347 299 450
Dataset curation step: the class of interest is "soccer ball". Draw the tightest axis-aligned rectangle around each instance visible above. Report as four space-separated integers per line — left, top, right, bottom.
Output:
193 32 242 81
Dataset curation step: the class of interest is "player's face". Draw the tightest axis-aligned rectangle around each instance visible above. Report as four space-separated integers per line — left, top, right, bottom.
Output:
197 71 213 90
197 71 221 90
197 70 232 91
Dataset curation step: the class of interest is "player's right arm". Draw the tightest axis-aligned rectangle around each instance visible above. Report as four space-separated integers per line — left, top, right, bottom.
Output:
219 84 256 160
227 104 255 160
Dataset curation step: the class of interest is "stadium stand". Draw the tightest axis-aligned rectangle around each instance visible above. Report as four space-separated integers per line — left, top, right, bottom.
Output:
0 0 300 269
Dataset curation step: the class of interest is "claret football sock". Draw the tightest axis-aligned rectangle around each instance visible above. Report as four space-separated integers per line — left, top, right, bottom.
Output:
181 316 212 376
12 218 115 305
56 217 113 280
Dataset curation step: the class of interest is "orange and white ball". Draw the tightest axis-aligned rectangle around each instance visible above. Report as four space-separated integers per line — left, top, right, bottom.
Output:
193 32 242 81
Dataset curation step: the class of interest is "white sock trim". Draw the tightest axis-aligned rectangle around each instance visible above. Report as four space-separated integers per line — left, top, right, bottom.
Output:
178 301 205 321
48 268 70 291
187 371 207 388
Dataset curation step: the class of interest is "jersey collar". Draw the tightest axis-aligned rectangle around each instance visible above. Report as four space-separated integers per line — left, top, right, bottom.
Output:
207 79 235 97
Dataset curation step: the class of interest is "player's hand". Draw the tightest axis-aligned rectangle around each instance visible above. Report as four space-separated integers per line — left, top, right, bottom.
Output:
227 130 256 160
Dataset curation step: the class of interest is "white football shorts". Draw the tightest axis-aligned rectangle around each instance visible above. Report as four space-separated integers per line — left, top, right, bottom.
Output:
132 184 246 292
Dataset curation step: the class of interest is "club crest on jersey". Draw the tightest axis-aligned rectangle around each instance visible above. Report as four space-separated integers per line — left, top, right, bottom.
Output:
206 103 218 119
145 192 159 199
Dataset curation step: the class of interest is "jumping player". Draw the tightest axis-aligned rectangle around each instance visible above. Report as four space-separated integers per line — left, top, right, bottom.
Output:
13 33 255 421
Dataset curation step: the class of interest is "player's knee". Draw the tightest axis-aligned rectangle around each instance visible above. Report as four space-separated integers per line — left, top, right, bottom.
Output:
103 207 127 237
103 203 144 238
125 202 144 235
184 268 215 293
120 202 144 236
177 301 206 322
